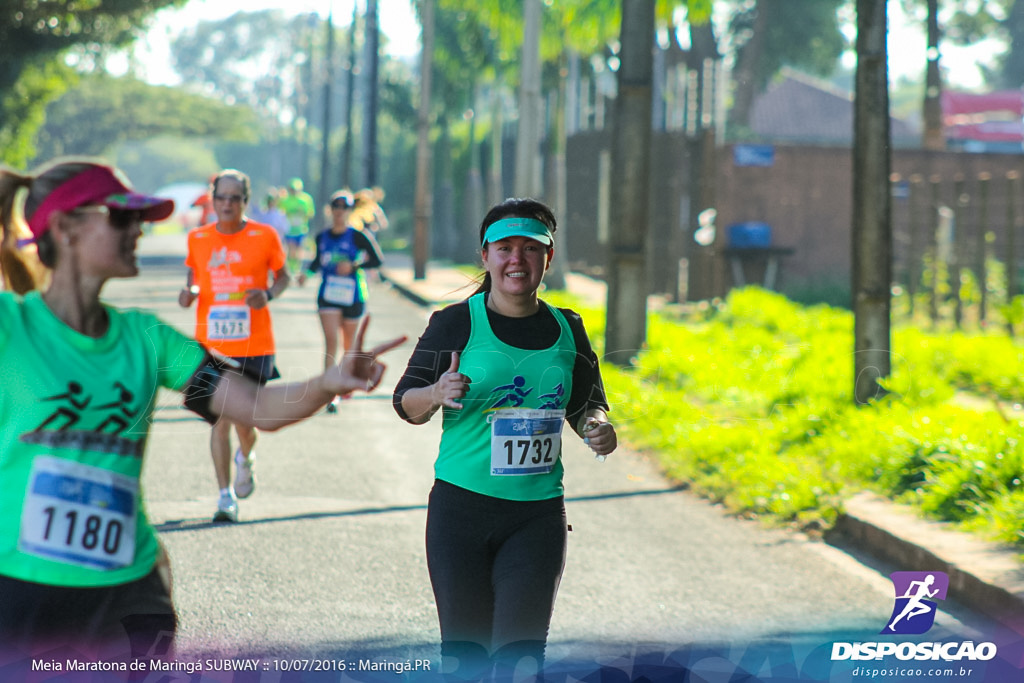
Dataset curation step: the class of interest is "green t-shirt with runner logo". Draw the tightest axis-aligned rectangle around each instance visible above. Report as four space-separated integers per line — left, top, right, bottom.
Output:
0 291 207 587
436 293 577 501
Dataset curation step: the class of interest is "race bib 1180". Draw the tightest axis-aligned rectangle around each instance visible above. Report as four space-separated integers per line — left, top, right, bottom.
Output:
20 457 137 570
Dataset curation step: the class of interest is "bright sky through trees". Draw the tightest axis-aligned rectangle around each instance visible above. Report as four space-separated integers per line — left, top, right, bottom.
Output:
123 0 994 90
122 0 419 86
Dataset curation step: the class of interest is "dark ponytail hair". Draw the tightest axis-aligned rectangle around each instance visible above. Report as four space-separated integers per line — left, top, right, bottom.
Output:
472 197 557 296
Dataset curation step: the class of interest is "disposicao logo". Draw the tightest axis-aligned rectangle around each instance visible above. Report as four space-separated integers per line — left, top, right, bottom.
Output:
830 570 998 663
882 571 948 635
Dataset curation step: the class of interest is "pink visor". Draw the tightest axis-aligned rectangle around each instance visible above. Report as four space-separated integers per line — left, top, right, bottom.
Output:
26 165 175 239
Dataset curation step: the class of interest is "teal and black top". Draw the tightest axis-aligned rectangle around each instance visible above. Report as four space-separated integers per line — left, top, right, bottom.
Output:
394 292 609 501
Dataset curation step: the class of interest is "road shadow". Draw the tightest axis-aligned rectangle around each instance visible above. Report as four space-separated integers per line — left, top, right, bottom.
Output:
154 486 690 533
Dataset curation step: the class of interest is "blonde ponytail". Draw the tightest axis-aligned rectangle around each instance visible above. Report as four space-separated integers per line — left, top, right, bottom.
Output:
0 168 42 293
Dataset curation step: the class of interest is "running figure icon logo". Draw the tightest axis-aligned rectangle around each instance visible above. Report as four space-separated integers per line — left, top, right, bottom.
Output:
881 571 949 635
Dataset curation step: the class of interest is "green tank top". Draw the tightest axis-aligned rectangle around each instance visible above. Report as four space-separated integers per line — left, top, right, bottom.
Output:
435 293 577 501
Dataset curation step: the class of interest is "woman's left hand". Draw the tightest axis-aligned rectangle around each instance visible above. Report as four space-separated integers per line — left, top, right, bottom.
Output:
581 417 617 457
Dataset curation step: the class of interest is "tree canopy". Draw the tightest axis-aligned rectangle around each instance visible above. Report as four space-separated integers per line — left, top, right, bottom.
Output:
32 73 258 162
0 0 187 166
170 9 320 126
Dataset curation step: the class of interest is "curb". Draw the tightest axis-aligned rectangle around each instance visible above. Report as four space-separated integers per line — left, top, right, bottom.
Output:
827 492 1024 635
380 270 434 308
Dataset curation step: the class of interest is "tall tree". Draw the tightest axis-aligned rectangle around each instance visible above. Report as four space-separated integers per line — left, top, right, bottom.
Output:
852 0 892 405
414 0 436 280
319 10 337 210
362 0 381 187
921 0 944 150
0 0 186 164
605 0 655 366
515 0 544 199
341 2 359 189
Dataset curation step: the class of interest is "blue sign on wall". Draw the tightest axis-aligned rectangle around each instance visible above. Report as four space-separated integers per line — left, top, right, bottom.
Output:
734 144 776 167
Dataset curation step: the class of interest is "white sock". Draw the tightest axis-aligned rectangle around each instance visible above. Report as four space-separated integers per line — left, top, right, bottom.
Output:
220 487 232 498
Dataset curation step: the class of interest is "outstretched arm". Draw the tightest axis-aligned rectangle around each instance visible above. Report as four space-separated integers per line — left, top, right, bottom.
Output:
190 317 405 430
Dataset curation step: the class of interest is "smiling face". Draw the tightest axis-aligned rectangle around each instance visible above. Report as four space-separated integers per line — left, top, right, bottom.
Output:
481 235 551 298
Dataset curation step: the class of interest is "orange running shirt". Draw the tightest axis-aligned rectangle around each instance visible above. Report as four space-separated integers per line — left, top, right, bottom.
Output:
184 221 287 357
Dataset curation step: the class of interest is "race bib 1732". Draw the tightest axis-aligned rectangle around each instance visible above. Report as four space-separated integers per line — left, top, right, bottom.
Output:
489 409 565 476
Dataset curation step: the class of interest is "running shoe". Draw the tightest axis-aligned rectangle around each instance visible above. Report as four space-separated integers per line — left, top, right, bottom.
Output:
213 490 238 523
233 448 256 499
326 397 340 414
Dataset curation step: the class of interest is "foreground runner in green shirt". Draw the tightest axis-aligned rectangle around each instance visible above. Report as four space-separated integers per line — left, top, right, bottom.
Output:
0 158 404 662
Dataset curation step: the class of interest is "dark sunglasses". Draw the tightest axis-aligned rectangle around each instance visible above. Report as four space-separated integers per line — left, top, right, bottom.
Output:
213 193 246 204
70 205 143 229
331 199 353 209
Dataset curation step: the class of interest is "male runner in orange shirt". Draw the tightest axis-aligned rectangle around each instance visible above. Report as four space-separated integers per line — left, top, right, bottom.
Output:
179 169 290 522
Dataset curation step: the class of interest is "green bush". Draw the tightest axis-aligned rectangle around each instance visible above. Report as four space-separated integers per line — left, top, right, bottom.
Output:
547 287 1024 548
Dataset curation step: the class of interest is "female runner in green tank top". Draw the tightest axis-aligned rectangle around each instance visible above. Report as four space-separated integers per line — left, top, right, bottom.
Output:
394 198 617 680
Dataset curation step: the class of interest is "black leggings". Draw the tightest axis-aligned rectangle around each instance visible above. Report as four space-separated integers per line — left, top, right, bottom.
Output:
426 479 567 679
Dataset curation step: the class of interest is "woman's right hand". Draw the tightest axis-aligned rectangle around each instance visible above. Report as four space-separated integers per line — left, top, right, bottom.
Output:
431 351 470 410
329 316 407 395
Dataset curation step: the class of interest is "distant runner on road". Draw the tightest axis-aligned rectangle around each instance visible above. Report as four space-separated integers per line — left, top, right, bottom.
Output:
299 189 384 413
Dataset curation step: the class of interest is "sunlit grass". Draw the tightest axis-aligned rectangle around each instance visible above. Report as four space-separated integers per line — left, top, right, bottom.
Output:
546 287 1024 549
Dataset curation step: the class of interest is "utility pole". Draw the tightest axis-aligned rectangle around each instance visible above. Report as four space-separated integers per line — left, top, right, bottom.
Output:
413 0 434 280
341 1 358 189
318 7 336 211
604 0 654 366
922 0 944 151
852 0 892 404
514 0 542 198
362 0 380 187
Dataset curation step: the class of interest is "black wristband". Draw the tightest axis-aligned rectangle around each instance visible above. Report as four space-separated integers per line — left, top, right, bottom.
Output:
183 356 226 425
265 288 274 301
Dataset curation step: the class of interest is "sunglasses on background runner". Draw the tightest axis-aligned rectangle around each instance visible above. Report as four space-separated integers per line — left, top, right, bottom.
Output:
213 194 246 204
70 205 145 229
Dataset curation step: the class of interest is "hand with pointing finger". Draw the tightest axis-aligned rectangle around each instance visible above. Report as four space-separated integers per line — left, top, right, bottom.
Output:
326 315 406 395
432 351 471 410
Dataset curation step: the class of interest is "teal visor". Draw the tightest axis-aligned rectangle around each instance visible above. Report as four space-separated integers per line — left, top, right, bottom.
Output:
482 217 553 247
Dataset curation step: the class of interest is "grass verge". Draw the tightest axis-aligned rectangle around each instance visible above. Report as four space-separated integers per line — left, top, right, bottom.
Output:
544 287 1024 551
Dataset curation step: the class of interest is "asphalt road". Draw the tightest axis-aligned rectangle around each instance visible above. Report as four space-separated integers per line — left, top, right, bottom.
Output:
98 232 990 680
